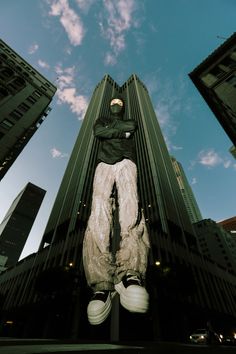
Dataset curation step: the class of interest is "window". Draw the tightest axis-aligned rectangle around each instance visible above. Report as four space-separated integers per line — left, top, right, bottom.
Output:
226 75 236 88
26 95 37 105
32 90 42 99
0 53 8 60
210 66 224 78
221 56 236 69
0 119 14 129
17 102 30 113
0 68 14 80
40 85 47 91
10 109 23 120
0 87 8 100
0 131 4 139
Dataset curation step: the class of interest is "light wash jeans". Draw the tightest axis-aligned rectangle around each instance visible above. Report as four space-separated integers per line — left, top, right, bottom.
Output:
83 159 150 291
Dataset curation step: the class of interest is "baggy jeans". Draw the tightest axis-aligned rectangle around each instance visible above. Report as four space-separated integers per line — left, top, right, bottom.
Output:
82 159 150 291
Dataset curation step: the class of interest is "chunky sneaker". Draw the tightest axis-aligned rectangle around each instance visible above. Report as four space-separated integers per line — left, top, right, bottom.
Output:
115 273 149 313
87 290 113 325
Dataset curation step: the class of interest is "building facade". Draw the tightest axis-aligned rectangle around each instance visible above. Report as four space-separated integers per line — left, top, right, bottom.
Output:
0 38 57 180
189 32 236 148
194 219 236 272
0 182 46 270
0 75 235 341
218 216 236 246
171 157 202 224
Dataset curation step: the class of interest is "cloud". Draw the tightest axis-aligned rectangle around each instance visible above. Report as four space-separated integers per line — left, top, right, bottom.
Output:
38 59 50 69
198 149 222 167
55 64 88 119
75 0 96 13
152 74 194 152
191 177 197 185
48 0 85 46
28 43 39 54
196 149 234 170
99 0 138 64
50 147 68 158
104 52 117 66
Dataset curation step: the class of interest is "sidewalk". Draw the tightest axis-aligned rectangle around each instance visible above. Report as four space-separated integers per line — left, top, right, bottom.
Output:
0 338 235 354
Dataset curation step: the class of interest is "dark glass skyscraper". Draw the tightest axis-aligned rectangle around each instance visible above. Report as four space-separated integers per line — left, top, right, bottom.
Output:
40 73 197 253
0 74 235 341
0 38 56 180
0 182 46 269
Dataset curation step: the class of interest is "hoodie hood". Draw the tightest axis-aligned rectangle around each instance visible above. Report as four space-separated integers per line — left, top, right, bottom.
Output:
109 95 125 117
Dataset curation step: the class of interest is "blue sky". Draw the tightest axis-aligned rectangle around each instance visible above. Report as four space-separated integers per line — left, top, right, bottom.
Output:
0 0 235 260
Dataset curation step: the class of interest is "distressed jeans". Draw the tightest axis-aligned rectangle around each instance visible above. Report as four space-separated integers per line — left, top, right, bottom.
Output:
83 159 150 291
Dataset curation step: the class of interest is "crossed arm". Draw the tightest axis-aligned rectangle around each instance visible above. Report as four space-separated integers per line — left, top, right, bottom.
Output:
94 118 137 139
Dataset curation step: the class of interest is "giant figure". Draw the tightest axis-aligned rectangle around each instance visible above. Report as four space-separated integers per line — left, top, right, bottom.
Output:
83 96 150 325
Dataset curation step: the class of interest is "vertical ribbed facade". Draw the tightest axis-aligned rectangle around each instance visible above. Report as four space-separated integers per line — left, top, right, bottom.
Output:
40 74 197 257
0 74 235 341
171 156 202 223
0 182 46 269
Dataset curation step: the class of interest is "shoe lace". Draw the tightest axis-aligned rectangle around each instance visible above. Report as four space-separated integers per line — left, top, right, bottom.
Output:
126 273 141 285
95 291 106 295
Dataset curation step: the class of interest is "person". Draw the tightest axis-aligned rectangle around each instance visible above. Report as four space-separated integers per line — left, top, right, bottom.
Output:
82 96 150 325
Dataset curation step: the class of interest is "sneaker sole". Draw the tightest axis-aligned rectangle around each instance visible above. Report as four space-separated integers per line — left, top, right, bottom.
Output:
87 291 116 325
115 282 149 313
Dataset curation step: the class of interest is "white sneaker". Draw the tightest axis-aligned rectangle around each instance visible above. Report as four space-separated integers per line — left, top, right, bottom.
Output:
87 290 112 325
115 273 149 313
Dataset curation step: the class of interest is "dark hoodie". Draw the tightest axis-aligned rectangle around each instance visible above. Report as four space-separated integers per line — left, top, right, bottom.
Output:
93 97 137 165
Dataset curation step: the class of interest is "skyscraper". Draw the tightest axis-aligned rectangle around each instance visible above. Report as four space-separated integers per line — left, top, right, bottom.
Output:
189 32 236 147
0 38 56 180
0 182 46 269
0 74 235 341
40 73 196 253
171 157 202 223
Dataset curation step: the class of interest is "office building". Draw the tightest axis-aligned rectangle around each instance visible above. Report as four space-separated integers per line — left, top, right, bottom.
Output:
189 32 236 146
0 182 46 269
194 219 236 271
0 75 235 341
218 215 236 244
0 38 56 180
171 157 202 223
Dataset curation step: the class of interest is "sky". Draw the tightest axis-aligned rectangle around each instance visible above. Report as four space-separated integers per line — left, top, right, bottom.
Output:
0 0 235 260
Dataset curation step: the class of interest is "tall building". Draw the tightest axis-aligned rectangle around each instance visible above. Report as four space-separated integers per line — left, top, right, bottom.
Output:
189 32 236 146
0 182 46 269
0 75 235 341
218 216 236 245
0 38 57 180
171 157 202 223
194 219 236 272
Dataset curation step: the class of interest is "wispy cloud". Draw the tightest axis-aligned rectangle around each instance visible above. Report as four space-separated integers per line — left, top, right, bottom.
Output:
191 177 197 185
152 74 192 152
99 0 139 65
76 0 96 13
194 148 234 170
50 147 68 158
38 59 50 69
104 52 117 66
48 0 85 46
28 43 39 54
55 64 88 119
